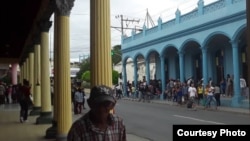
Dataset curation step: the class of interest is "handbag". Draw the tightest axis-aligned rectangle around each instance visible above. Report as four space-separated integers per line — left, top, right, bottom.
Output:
28 94 33 105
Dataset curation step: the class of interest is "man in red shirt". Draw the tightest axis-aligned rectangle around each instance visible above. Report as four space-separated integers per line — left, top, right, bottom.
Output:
19 79 32 123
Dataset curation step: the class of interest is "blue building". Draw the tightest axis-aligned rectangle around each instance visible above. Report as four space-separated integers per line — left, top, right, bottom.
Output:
121 0 248 108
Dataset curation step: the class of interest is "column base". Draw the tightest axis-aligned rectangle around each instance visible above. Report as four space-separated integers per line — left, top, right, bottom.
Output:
45 120 57 139
231 95 242 107
29 106 41 116
36 111 53 124
160 93 164 100
56 134 67 141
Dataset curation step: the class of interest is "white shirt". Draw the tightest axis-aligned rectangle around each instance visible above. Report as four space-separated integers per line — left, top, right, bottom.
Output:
188 86 197 97
240 78 246 88
207 87 214 96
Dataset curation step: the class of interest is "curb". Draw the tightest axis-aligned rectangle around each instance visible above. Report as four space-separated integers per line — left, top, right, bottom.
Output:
122 98 250 115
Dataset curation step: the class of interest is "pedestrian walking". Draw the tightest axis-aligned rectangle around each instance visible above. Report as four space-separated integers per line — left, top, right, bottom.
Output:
18 79 32 123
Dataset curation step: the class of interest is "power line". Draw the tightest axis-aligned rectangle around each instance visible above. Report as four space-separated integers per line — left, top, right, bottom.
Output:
112 15 142 37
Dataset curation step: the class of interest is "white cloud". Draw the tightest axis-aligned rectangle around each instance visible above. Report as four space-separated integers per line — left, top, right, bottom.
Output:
68 0 218 61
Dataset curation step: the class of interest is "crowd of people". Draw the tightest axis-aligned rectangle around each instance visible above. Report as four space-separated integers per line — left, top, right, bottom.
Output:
114 74 248 110
0 79 33 123
0 82 20 105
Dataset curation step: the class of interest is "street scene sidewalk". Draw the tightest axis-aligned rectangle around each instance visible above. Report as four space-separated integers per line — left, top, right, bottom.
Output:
0 89 248 141
122 96 250 115
0 102 151 141
85 88 250 114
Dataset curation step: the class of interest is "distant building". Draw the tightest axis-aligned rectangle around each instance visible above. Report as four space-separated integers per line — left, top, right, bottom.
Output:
49 59 80 84
113 58 156 83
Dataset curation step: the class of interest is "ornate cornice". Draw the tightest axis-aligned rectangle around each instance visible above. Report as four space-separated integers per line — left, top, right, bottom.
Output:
39 20 52 32
33 31 41 45
55 0 75 16
122 11 246 53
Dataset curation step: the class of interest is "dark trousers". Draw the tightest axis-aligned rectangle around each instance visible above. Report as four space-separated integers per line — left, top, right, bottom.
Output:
19 100 29 120
214 93 220 106
0 95 5 104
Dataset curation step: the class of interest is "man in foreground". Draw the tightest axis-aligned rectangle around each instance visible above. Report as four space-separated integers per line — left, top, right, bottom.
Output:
67 85 126 141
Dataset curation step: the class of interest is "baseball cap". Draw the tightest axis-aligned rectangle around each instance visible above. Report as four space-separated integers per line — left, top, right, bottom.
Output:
88 85 116 104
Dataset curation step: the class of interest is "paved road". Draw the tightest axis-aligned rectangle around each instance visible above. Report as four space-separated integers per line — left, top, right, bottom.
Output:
115 99 250 141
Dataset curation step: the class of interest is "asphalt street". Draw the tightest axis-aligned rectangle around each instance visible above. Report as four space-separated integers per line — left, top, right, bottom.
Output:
115 99 250 141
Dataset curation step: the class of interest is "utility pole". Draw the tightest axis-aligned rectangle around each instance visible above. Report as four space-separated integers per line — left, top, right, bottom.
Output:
144 9 155 28
112 15 141 36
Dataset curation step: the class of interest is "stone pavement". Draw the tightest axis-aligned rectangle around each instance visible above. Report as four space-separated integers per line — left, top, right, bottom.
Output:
0 103 151 141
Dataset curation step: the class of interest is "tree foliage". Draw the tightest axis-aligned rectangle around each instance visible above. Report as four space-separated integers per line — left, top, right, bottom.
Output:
112 70 119 85
111 45 122 65
81 70 90 83
76 57 90 80
80 70 120 85
76 44 122 84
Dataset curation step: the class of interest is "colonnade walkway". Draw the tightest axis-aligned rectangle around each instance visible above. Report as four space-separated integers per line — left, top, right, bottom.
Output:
0 88 151 141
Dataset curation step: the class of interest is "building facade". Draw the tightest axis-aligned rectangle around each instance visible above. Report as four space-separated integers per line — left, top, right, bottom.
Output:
121 0 248 107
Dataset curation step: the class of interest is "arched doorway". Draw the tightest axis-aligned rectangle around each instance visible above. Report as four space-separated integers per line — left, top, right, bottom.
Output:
215 49 225 84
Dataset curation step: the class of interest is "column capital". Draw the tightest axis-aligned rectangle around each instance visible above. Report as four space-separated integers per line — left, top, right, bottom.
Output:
178 51 185 56
33 32 41 45
159 54 165 59
39 20 52 32
229 40 239 48
27 45 35 53
55 0 75 16
201 47 207 53
133 59 137 64
122 62 126 67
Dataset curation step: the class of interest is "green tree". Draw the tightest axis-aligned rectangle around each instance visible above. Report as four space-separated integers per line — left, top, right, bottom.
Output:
81 70 90 82
111 45 122 65
80 70 119 85
112 70 119 85
77 44 121 83
76 56 90 80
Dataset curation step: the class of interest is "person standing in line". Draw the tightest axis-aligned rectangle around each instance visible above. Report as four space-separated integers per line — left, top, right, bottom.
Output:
220 78 226 96
51 84 54 105
7 84 13 104
0 82 6 105
67 85 126 141
81 87 86 109
74 88 84 114
188 83 197 110
214 84 221 106
197 84 204 105
240 75 247 98
225 74 233 97
181 82 189 104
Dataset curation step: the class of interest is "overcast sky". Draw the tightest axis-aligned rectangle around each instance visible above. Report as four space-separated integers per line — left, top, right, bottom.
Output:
51 0 217 62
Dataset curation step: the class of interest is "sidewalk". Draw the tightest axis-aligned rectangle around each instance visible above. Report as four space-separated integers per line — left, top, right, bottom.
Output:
0 103 151 141
122 97 250 115
85 88 249 114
